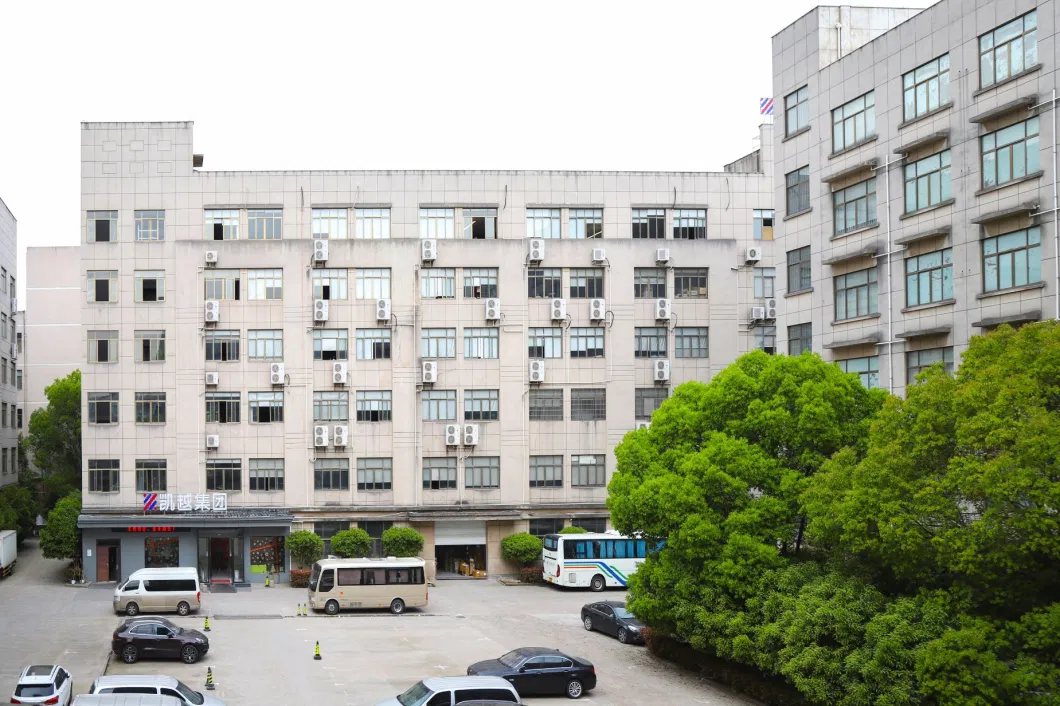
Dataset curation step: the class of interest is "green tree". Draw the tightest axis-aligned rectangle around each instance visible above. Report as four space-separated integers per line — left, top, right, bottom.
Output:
0 485 36 540
381 527 424 557
39 491 81 560
330 528 371 558
501 532 542 566
26 371 81 509
287 530 324 568
558 526 587 534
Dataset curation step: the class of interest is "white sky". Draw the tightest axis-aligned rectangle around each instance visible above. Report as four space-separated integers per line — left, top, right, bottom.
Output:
0 0 929 301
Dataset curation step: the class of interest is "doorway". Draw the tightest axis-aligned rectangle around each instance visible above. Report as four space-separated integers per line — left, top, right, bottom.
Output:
209 538 232 583
435 545 487 578
95 540 120 582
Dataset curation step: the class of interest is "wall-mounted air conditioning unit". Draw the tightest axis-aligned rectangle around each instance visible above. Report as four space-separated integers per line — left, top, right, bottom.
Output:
313 239 329 262
654 359 671 382
655 248 670 264
333 425 348 446
270 363 285 385
746 246 762 263
589 298 606 322
205 372 219 386
314 299 329 322
463 424 480 446
591 248 606 263
332 361 348 385
313 425 329 447
205 251 218 265
529 360 545 383
376 298 392 321
484 298 501 321
750 306 766 321
444 424 460 446
528 238 545 262
204 300 220 323
636 421 650 431
422 360 437 384
655 298 672 321
550 298 567 321
421 238 437 262
765 298 778 319
205 434 220 449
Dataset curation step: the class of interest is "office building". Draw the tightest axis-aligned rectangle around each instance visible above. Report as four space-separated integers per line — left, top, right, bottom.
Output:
0 197 19 489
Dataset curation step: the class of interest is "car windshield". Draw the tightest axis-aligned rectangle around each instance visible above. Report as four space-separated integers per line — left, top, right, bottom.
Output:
15 685 53 697
613 606 634 619
498 650 525 668
396 681 432 706
175 681 204 705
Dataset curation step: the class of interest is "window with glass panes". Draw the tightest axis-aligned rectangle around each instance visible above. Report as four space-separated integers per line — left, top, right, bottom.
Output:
833 178 877 235
904 55 950 121
420 208 455 239
88 270 118 303
571 389 606 421
423 458 456 489
135 392 166 424
635 387 668 419
205 330 240 361
465 457 500 489
834 267 878 320
421 328 456 358
313 269 348 300
249 391 284 423
904 150 951 213
88 392 118 424
529 518 565 536
247 209 282 239
88 330 118 363
632 209 665 239
313 329 348 360
463 268 498 298
248 330 282 360
981 117 1040 189
314 459 349 490
357 458 392 490
755 326 777 354
421 390 456 421
785 86 808 136
463 328 499 359
979 11 1038 89
529 389 563 421
134 270 165 303
787 247 812 293
421 268 456 298
356 391 392 422
204 269 240 300
633 268 666 298
832 91 875 152
673 209 706 239
569 328 604 358
356 329 391 360
88 210 117 242
754 267 776 298
569 268 603 298
355 208 390 239
983 226 1041 292
206 459 241 491
786 167 810 214
528 268 562 298
463 208 497 239
571 454 605 487
464 389 499 421
572 518 607 532
206 209 239 240
838 356 880 388
530 456 563 488
135 210 165 241
354 268 391 299
88 459 120 492
249 459 285 491
907 347 954 383
570 208 602 239
528 327 562 358
675 327 708 358
312 208 347 239
526 209 561 239
754 209 775 240
205 392 240 423
906 249 953 307
247 269 283 300
313 391 349 422
634 327 667 358
136 460 167 492
788 323 812 355
674 268 707 298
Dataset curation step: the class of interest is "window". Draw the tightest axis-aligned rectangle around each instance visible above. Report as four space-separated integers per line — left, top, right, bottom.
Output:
571 454 605 487
572 518 607 533
134 331 166 362
753 209 775 240
788 323 813 356
570 208 602 239
981 117 1040 188
247 209 282 239
906 248 954 307
1 363 5 386
754 267 776 299
247 269 283 300
421 328 456 359
1 314 5 340
674 268 707 298
88 270 118 303
634 268 666 298
420 208 455 239
205 209 239 240
463 268 498 298
134 270 165 302
634 327 667 358
204 269 240 300
421 268 456 298
354 268 391 299
1 404 6 427
205 330 240 362
313 391 349 422
571 389 606 421
904 55 950 120
673 209 706 240
355 208 390 239
423 458 457 490
983 226 1041 292
675 327 708 358
527 327 563 359
632 209 665 239
88 330 118 363
529 389 563 421
312 208 347 239
88 210 117 242
16 332 21 354
357 458 392 490
832 91 875 152
250 536 285 573
835 267 878 320
464 328 499 359
205 392 240 424
464 457 500 489
249 391 284 423
356 390 392 422
755 326 777 354
88 392 118 425
530 518 565 536
206 459 242 491
838 356 880 389
787 247 812 293
249 459 285 491
355 329 392 361
570 328 604 358
16 371 22 392
833 178 877 235
314 459 349 490
313 269 348 300
135 392 166 424
360 521 393 557
463 208 497 239
313 329 349 361
786 167 810 215
904 150 951 212
526 208 561 239
979 11 1037 88
526 268 563 300
135 210 165 241
530 455 563 488
569 268 604 298
464 389 499 421
136 460 167 492
635 387 668 419
88 459 120 492
785 86 809 136
422 390 456 421
248 330 283 360
907 347 955 382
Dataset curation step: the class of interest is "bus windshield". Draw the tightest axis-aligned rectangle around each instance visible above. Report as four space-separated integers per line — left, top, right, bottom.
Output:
308 563 321 591
543 535 559 552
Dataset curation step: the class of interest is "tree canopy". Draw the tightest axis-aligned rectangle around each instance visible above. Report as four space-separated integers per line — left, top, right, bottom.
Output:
25 371 81 508
39 491 81 561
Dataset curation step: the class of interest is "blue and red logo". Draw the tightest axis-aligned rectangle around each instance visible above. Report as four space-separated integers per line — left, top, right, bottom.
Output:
143 493 158 512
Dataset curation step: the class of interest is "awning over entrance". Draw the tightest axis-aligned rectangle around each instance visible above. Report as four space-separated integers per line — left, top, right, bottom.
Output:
434 520 487 546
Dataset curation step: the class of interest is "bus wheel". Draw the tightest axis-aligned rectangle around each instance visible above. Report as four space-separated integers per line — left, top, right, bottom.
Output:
390 598 405 615
590 574 606 592
325 600 339 615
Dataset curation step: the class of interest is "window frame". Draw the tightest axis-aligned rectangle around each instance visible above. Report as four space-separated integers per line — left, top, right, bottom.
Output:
247 329 283 361
838 355 880 389
87 392 119 425
421 328 456 359
462 268 499 299
907 347 955 382
88 459 120 493
569 327 604 358
420 268 456 299
313 329 349 361
674 327 708 358
904 150 952 213
205 209 239 241
527 268 562 298
205 330 240 362
529 455 563 488
674 268 707 298
633 268 667 298
134 270 166 303
905 248 954 307
88 210 118 243
421 390 457 421
981 117 1040 189
463 389 499 421
88 330 118 364
355 328 392 361
834 267 879 321
423 457 457 490
569 208 603 239
526 208 561 239
529 388 563 421
786 167 810 215
464 456 500 489
247 269 283 300
635 387 668 420
134 392 167 424
979 10 1038 89
631 209 665 239
571 454 605 487
982 226 1042 292
312 208 348 240
135 460 167 492
205 392 240 424
314 458 349 490
784 86 809 136
753 209 775 241
634 327 668 358
88 270 118 303
135 210 165 242
463 327 499 359
787 246 812 293
355 390 392 422
903 54 950 121
134 330 166 363
357 457 393 491
672 209 707 240
206 459 242 491
313 391 349 423
354 268 391 300
528 327 563 359
420 208 455 239
833 177 877 236
247 209 282 240
831 90 876 152
355 208 390 239
312 268 349 301
788 323 813 356
248 391 284 424
249 459 285 492
571 389 606 421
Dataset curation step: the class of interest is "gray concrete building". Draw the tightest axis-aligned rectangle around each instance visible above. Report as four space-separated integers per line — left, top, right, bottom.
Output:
0 197 20 489
773 1 1057 395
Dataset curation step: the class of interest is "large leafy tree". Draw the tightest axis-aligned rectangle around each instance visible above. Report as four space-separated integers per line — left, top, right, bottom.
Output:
26 370 82 508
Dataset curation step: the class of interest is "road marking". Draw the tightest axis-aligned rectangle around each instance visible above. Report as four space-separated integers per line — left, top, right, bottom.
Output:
434 665 448 670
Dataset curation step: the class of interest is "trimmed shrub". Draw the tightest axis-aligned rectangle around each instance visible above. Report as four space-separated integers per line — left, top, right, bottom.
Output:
289 569 311 588
331 528 371 558
382 527 424 557
519 566 543 584
501 532 542 566
287 530 324 568
559 525 588 534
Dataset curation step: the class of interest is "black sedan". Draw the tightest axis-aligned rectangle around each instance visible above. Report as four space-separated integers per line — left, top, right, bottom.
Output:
581 600 645 644
111 617 209 664
467 647 596 699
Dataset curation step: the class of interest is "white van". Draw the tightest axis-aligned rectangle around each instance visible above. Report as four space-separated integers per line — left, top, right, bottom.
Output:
114 568 201 616
74 697 182 706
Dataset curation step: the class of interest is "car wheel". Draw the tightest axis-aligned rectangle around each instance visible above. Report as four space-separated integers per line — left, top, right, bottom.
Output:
125 602 140 616
121 645 138 664
390 598 405 615
177 601 190 616
566 679 584 699
325 600 339 616
618 628 629 644
181 645 199 664
583 616 593 631
590 574 605 592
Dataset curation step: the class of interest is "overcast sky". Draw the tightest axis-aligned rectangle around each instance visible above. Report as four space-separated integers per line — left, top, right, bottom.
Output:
0 0 929 300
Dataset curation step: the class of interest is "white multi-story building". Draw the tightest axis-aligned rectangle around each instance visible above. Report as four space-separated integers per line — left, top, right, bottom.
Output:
0 197 19 489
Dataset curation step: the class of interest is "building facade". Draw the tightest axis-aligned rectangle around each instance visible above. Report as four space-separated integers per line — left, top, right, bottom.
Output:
0 198 19 489
773 2 1056 395
69 120 777 583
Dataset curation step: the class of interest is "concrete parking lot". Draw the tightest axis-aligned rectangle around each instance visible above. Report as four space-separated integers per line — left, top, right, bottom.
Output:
0 540 756 705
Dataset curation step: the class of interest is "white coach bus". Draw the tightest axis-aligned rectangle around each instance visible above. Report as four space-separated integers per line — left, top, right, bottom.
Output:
542 532 649 591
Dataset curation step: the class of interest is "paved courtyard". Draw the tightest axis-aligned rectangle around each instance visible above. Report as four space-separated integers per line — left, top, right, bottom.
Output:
0 540 756 705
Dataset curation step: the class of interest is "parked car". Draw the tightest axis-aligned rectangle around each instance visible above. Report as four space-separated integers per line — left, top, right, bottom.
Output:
10 665 73 705
111 618 209 664
114 568 201 616
467 647 596 699
89 676 224 706
375 676 519 705
581 600 645 644
73 697 182 706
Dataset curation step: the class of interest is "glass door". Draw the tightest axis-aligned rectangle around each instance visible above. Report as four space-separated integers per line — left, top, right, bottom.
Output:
197 537 210 585
209 538 233 582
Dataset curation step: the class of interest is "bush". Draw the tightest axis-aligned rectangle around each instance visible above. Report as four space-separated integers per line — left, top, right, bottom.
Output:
382 527 424 557
64 563 84 582
287 530 323 568
289 569 311 588
519 566 543 584
40 492 81 560
330 528 371 558
501 533 542 566
559 525 588 534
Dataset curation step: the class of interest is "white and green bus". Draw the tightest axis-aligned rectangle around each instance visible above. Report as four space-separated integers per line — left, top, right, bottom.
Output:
542 533 648 591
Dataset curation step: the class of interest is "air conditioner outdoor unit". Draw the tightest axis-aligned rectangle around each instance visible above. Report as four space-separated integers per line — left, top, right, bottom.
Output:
751 306 766 321
746 246 763 263
204 300 220 323
313 425 329 447
205 251 218 265
655 248 671 263
422 360 437 384
528 238 545 262
313 239 329 262
444 424 460 446
421 238 437 262
333 425 348 447
376 298 392 321
765 298 778 319
529 360 545 383
589 298 606 322
484 298 501 321
314 299 329 322
270 362 285 385
463 424 480 446
550 298 567 321
205 372 219 386
591 247 606 263
205 435 220 449
654 359 671 382
655 298 672 321
332 361 348 385
636 421 651 431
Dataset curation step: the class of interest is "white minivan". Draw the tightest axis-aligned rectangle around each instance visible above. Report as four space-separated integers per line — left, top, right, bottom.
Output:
114 568 201 616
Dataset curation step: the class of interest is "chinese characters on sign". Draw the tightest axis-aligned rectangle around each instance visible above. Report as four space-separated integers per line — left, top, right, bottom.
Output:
147 493 228 513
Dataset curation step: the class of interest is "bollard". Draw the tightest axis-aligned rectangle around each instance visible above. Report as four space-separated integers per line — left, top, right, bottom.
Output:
203 616 211 632
314 640 322 660
205 667 215 691
265 575 270 588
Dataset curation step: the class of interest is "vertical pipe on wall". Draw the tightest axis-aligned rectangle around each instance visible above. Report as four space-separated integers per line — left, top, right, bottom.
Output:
1052 89 1059 319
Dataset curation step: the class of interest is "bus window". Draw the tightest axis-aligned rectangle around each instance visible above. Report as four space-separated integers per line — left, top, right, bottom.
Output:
387 568 410 584
363 569 385 585
592 541 603 559
635 540 647 558
318 569 334 592
337 568 362 586
564 541 589 559
543 536 559 551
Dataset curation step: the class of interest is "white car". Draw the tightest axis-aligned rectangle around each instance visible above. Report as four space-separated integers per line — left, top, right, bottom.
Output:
89 676 224 706
11 665 73 706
